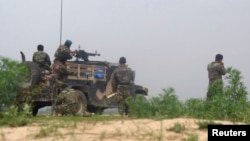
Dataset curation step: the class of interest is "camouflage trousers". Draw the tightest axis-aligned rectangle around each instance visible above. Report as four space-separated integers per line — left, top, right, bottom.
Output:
116 85 132 115
54 102 79 116
53 88 80 116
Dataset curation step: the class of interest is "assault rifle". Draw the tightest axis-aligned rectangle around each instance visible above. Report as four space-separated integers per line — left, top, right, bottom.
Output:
75 45 100 61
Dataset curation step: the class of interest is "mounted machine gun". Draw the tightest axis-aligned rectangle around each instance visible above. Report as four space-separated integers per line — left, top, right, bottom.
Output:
75 45 100 61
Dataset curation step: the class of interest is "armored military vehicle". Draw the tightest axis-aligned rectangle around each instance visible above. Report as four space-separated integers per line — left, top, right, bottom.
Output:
19 50 148 116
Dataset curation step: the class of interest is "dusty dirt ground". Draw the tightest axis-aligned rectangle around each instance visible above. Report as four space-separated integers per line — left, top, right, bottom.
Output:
0 116 243 141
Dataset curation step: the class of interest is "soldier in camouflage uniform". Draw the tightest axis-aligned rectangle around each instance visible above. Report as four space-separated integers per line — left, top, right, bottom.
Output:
110 57 134 116
32 44 51 73
206 54 226 100
54 40 76 62
54 88 80 116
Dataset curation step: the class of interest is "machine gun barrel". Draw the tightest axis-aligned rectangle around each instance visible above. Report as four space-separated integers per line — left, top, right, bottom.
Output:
87 51 100 56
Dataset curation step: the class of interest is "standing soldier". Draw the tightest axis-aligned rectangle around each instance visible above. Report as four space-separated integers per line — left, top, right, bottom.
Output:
54 39 76 62
207 54 226 100
110 57 134 116
32 44 51 74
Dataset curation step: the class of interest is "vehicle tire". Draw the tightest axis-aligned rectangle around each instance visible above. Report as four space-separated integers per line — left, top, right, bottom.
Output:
22 61 42 89
75 90 88 115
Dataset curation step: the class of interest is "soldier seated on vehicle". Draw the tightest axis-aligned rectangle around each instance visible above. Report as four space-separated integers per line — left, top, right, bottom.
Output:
32 44 52 75
54 39 76 62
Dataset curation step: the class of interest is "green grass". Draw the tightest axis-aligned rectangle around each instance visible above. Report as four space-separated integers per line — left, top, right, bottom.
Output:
167 122 186 133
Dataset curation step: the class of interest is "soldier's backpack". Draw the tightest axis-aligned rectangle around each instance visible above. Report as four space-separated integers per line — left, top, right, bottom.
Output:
116 68 133 84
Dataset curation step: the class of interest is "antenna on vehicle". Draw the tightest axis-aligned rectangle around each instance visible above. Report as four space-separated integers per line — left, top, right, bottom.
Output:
59 0 63 45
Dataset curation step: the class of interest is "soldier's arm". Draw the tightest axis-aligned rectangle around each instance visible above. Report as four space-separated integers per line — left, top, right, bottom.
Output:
130 69 135 82
54 48 59 58
110 72 117 92
59 66 70 75
65 48 73 59
45 54 51 65
70 50 77 57
32 52 36 62
217 64 226 75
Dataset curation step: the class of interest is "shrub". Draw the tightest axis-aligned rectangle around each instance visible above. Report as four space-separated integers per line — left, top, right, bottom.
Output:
150 88 184 118
127 87 185 118
126 94 151 118
0 57 27 111
184 98 207 119
0 104 32 127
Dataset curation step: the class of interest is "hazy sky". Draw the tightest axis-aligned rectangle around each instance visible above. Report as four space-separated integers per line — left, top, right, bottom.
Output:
1 0 250 101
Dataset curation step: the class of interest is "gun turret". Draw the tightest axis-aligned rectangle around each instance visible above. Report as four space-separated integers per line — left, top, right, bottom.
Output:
75 49 100 62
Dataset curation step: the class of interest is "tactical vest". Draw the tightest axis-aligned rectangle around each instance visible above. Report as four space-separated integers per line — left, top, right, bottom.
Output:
116 68 133 85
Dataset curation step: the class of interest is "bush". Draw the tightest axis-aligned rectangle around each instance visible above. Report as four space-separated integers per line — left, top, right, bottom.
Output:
150 88 184 118
0 104 32 127
184 98 207 119
126 94 151 118
0 57 27 112
127 87 185 118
